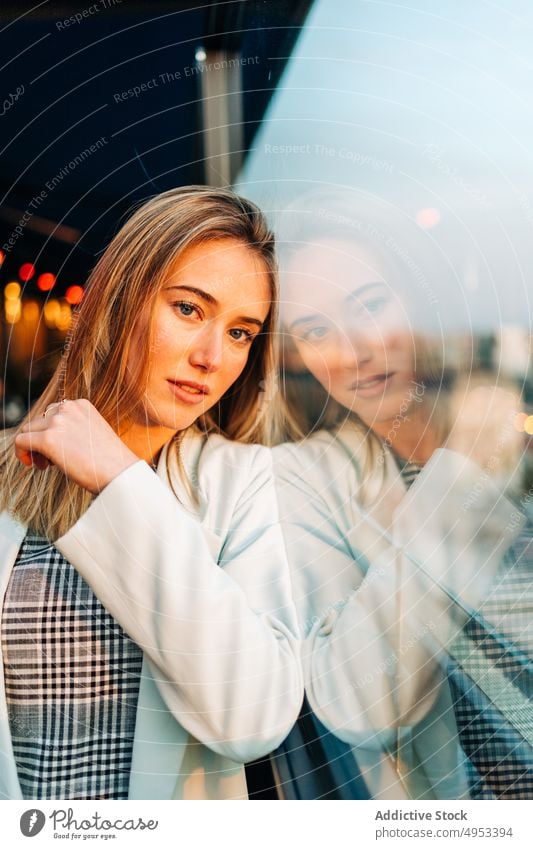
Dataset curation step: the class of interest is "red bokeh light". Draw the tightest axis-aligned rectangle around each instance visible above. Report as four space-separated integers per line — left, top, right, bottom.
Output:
0 249 5 267
65 285 84 305
37 272 56 292
19 262 36 281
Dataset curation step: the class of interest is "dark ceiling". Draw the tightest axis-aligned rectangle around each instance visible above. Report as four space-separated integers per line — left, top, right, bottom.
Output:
0 0 312 294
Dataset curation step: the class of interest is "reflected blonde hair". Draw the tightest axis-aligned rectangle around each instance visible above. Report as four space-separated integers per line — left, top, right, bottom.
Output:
1 186 279 539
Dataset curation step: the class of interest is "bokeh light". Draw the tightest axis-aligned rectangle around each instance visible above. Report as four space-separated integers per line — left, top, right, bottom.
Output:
65 285 84 305
5 281 21 300
37 272 56 292
415 207 441 229
19 262 35 282
22 301 40 322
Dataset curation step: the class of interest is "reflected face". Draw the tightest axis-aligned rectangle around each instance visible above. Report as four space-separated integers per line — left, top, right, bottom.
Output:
126 238 271 436
283 240 417 429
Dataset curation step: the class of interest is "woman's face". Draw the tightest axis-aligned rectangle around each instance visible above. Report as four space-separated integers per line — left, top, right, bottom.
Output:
126 238 271 437
283 239 417 430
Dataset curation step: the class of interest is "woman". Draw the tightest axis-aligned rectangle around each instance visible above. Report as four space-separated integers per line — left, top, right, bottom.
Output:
273 191 527 799
0 186 302 800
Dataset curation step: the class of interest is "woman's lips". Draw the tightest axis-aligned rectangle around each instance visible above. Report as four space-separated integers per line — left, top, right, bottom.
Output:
167 379 209 405
349 373 395 398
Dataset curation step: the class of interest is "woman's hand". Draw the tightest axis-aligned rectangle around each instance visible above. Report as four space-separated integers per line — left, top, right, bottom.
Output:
14 399 139 494
446 382 522 478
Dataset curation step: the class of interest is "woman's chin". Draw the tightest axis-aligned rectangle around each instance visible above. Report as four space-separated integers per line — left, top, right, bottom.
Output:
332 377 418 429
128 403 204 434
335 394 402 428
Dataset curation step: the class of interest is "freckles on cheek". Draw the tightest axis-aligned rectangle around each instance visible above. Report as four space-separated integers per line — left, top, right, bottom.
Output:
151 317 174 347
227 354 250 383
150 324 187 365
217 349 253 395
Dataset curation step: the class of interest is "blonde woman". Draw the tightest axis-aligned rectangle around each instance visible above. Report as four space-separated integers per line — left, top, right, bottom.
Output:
273 192 526 799
0 186 302 800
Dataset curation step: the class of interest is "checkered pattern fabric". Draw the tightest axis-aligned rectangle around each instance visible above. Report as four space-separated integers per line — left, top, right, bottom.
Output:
1 531 143 800
395 455 533 799
395 458 421 490
448 526 533 799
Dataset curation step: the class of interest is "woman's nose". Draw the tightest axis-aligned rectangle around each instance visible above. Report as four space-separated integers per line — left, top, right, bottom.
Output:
188 324 224 372
336 327 372 369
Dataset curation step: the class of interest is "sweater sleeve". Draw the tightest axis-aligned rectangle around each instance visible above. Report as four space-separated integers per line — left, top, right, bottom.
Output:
56 448 303 763
275 443 523 747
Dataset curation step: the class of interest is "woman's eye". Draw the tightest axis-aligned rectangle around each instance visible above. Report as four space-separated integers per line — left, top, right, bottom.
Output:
303 325 330 341
229 327 254 343
174 301 199 318
361 296 388 315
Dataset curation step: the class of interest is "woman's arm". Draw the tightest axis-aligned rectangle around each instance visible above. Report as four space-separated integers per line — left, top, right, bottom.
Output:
54 448 303 763
15 401 303 763
275 441 523 747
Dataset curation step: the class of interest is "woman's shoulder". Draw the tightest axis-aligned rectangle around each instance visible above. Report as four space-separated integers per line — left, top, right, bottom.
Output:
183 429 271 471
273 422 372 478
273 423 404 514
166 429 273 511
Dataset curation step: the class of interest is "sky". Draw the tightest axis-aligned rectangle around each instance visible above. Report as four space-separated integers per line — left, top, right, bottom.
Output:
236 0 533 337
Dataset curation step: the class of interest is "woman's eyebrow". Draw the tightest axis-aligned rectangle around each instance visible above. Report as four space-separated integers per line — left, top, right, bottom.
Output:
166 284 264 328
345 282 385 302
166 284 218 305
288 313 321 330
288 282 387 329
238 316 264 329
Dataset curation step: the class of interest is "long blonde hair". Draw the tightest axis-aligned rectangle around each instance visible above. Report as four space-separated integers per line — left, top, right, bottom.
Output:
1 186 280 539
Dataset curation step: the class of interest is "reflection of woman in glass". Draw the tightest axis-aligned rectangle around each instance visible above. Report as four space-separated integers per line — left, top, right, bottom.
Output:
0 186 302 801
274 192 527 799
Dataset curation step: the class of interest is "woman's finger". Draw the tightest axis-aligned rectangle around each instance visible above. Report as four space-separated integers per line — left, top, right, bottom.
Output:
15 432 53 469
18 415 58 434
30 452 51 470
14 441 51 469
